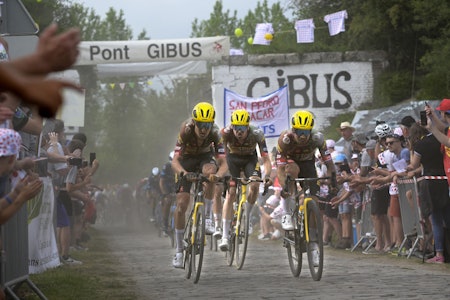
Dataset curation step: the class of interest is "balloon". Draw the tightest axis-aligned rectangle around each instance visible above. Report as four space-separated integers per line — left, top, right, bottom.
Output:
264 33 273 41
247 37 253 45
234 28 243 37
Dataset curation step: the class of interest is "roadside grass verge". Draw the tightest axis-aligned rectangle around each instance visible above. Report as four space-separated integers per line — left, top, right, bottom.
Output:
17 227 138 300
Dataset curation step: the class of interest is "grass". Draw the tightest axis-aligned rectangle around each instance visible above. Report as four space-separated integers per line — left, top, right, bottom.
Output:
16 227 138 300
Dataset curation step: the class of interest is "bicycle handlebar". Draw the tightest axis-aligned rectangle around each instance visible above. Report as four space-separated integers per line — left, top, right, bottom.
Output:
223 176 269 196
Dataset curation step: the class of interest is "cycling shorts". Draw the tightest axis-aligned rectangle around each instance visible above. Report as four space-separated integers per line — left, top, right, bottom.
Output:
176 152 216 193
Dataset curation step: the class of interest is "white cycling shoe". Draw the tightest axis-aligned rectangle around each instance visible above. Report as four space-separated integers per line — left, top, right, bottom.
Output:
172 252 184 268
281 214 294 231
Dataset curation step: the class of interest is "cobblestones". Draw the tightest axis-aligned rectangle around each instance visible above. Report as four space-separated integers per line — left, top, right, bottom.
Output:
97 225 450 300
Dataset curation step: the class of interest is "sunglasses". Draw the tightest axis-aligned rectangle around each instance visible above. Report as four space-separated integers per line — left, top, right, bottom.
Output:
233 125 248 132
386 140 399 146
195 121 213 130
294 129 311 136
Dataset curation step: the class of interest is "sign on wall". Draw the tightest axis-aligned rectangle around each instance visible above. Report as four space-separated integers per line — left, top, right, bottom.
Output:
223 85 290 138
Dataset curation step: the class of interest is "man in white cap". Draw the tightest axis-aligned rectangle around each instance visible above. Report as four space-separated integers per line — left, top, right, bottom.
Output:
335 121 355 161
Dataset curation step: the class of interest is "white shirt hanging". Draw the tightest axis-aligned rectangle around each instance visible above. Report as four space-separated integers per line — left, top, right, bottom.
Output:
295 19 315 43
324 10 348 36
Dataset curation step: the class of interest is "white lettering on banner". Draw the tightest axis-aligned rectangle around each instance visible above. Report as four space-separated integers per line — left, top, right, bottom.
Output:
224 85 290 138
76 36 230 65
213 62 373 132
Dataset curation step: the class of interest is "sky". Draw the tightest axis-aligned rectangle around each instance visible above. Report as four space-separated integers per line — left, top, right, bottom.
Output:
74 0 286 40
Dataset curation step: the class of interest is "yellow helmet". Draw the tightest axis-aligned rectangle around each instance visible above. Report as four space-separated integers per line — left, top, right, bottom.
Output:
231 109 250 126
192 102 215 122
291 110 314 130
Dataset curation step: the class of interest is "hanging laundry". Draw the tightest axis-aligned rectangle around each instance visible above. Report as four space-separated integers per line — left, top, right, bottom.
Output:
294 18 315 43
253 23 274 45
324 10 348 36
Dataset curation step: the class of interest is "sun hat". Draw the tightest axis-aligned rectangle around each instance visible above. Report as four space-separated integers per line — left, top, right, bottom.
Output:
337 121 355 132
0 128 21 157
326 139 335 148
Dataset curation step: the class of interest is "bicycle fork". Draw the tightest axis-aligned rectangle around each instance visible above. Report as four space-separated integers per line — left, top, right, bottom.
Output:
235 185 247 235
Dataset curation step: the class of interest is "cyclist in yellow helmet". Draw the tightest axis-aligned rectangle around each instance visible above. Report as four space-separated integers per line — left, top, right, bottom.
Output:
218 109 273 251
276 110 335 231
170 102 228 268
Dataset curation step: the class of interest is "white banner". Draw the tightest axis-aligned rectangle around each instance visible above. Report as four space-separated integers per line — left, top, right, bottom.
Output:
28 177 60 274
76 36 230 65
223 85 290 138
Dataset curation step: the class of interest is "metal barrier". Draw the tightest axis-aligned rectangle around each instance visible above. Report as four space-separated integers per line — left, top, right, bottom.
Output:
351 186 377 252
397 177 424 259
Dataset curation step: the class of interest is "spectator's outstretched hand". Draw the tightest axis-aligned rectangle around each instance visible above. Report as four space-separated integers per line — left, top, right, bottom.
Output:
14 176 43 201
36 24 81 73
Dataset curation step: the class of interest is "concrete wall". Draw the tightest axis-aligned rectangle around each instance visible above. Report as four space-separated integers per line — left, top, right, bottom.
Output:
211 51 388 149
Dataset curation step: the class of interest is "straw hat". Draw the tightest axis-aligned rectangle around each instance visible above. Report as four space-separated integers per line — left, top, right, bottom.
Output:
337 121 355 132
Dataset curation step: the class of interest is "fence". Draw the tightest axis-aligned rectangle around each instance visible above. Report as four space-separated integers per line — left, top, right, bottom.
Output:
351 186 377 252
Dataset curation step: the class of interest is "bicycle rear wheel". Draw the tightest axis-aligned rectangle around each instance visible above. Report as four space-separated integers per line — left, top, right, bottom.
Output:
285 224 302 277
235 202 249 270
306 200 324 281
191 204 206 283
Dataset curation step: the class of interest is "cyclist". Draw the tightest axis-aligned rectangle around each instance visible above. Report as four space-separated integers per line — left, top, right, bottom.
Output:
218 109 273 251
147 167 161 223
171 102 228 268
276 110 336 231
159 151 176 236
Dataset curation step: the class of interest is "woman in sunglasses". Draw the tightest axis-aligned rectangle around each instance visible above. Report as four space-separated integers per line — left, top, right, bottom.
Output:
276 110 336 231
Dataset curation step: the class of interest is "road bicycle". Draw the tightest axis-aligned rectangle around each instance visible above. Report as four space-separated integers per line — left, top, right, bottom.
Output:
164 193 177 248
181 172 211 284
224 176 267 270
283 175 334 281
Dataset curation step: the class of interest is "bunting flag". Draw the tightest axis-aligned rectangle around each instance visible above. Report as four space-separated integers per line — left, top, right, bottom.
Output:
324 10 348 36
253 23 274 45
109 83 115 89
295 19 315 43
119 83 126 90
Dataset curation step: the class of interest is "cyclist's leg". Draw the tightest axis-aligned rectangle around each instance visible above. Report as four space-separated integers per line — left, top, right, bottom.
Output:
161 194 171 234
245 154 261 207
212 182 224 237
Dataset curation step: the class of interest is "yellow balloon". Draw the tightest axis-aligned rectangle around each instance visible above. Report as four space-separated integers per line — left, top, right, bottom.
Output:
234 28 243 37
264 33 273 41
247 37 253 45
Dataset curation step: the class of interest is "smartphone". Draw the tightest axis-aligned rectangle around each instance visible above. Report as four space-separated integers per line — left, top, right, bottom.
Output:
34 157 48 177
68 157 82 167
420 110 427 126
89 152 96 166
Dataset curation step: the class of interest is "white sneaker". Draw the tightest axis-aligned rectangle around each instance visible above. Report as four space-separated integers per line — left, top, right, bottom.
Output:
172 252 184 268
61 256 82 265
205 218 214 234
281 214 294 231
272 229 281 239
219 238 230 252
311 243 320 267
213 227 222 239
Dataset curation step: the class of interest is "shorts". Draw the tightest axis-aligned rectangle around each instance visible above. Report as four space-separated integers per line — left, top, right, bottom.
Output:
58 190 73 216
227 153 260 179
371 185 389 215
72 200 84 216
388 195 401 218
56 200 70 227
325 203 339 218
292 159 319 196
176 152 216 194
338 199 351 214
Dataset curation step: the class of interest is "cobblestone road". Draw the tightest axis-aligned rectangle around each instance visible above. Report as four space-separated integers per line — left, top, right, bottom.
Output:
97 225 450 300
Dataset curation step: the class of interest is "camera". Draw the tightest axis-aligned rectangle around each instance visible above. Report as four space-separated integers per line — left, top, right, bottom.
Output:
420 111 427 126
89 152 96 166
33 157 48 177
68 157 82 167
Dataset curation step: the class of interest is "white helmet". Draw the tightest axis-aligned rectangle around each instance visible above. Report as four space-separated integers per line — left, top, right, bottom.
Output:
152 167 159 176
374 123 392 138
169 151 174 161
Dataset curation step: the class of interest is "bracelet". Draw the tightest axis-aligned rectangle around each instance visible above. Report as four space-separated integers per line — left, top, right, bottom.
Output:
5 195 13 205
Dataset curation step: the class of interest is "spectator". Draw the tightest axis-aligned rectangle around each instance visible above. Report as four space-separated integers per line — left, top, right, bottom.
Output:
258 185 284 240
335 121 355 162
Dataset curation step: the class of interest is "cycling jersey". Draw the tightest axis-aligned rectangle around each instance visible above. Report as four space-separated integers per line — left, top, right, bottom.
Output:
174 119 225 158
276 130 331 164
221 125 269 157
160 161 176 194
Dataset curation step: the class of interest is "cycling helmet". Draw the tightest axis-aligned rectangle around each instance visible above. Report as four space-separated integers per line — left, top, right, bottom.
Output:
291 110 314 130
192 102 215 122
231 109 250 126
152 167 159 176
374 123 392 138
169 151 174 161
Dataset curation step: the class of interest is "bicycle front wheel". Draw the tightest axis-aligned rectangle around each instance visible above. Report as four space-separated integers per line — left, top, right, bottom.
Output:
285 223 302 277
191 204 206 284
235 202 249 270
183 217 193 279
306 200 324 281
